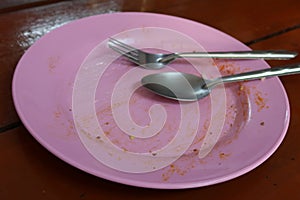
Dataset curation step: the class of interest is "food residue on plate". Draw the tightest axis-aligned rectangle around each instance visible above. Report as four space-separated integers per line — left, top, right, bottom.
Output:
162 164 189 182
217 60 269 113
129 135 135 140
48 56 60 72
254 91 268 112
219 152 230 159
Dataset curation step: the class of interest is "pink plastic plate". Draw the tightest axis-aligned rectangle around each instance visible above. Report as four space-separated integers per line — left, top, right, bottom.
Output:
12 12 290 189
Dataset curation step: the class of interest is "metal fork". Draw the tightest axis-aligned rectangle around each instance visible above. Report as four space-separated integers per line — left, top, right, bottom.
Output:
108 37 297 69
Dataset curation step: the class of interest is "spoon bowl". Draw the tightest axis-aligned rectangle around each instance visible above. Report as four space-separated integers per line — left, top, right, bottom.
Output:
141 72 211 101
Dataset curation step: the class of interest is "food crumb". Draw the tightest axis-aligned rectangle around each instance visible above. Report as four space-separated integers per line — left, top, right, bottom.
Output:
260 121 265 126
219 152 230 159
162 164 189 182
54 111 61 118
129 135 135 140
255 91 267 112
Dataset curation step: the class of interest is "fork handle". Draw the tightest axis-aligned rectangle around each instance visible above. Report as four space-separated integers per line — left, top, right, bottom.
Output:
170 50 297 60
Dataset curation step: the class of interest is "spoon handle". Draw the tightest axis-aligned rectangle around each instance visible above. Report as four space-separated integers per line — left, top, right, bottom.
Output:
209 63 300 88
175 50 297 60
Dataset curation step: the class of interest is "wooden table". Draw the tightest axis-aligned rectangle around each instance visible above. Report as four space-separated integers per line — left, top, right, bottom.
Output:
1 0 300 199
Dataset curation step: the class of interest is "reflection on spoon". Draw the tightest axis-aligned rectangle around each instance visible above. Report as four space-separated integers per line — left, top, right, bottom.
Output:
141 63 300 101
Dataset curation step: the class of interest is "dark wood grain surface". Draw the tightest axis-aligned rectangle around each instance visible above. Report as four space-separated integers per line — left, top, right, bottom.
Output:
1 0 300 199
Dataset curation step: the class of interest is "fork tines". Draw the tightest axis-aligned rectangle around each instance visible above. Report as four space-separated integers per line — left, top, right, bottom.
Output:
108 38 140 62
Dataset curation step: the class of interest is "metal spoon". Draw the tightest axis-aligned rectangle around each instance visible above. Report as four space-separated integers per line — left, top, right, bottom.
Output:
141 63 300 101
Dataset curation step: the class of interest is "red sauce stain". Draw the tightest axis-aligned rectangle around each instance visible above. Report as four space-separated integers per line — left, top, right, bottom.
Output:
48 56 60 72
54 110 61 119
254 91 268 112
219 152 230 159
53 106 77 138
215 61 241 75
65 119 76 137
161 152 200 182
96 105 112 117
104 131 110 136
162 164 189 182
